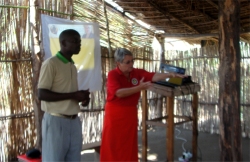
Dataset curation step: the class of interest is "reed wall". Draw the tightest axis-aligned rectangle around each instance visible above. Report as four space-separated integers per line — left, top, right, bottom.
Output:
0 0 249 161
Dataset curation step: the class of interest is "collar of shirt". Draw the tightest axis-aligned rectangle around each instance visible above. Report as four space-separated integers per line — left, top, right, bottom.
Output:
56 51 75 64
115 66 134 75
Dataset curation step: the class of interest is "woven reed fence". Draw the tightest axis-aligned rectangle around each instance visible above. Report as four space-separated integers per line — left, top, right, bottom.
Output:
162 43 250 136
1 0 250 161
137 43 250 136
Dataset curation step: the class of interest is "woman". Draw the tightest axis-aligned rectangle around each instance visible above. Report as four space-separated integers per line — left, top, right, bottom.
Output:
100 48 186 161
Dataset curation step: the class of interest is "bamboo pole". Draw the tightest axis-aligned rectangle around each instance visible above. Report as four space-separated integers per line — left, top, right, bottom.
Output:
103 0 113 69
0 5 29 9
30 0 43 151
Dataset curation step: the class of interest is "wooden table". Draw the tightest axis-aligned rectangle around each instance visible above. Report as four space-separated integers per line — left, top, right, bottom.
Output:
141 83 200 162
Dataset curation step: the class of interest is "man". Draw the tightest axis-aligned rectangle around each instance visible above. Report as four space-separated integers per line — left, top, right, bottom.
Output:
82 25 94 38
38 29 90 161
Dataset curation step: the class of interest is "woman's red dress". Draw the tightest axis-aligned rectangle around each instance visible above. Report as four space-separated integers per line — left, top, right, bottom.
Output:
100 68 155 161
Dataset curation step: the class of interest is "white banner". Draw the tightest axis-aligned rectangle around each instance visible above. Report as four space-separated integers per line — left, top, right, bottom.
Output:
41 14 102 92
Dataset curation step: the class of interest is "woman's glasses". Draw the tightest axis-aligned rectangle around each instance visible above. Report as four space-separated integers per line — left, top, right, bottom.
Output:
122 59 134 65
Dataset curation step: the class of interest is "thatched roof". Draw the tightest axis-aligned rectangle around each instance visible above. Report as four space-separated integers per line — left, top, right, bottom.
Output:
104 0 250 43
35 0 250 49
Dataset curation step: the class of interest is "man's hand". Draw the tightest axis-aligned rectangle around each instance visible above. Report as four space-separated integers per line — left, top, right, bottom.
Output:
79 89 90 107
81 97 90 107
74 89 90 101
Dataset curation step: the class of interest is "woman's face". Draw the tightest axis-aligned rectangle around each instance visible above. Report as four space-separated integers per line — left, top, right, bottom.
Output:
117 55 134 74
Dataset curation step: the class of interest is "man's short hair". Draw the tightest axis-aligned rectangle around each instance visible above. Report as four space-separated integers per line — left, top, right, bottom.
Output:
59 29 80 42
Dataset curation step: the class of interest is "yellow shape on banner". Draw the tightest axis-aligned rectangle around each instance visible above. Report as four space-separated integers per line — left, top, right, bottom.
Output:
49 38 95 70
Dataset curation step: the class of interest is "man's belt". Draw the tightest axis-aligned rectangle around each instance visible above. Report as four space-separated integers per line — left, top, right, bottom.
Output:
49 113 78 119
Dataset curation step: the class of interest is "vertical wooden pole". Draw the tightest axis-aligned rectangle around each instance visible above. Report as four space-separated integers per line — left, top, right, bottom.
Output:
141 90 148 162
156 36 164 117
103 0 113 69
218 0 242 161
192 93 198 161
30 0 43 150
167 96 174 162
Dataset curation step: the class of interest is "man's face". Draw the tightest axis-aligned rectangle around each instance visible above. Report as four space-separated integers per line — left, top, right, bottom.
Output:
64 34 81 54
84 25 92 33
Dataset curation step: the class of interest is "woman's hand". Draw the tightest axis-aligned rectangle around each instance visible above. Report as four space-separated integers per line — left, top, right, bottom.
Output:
152 72 188 82
115 77 152 98
169 73 187 78
138 77 152 90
